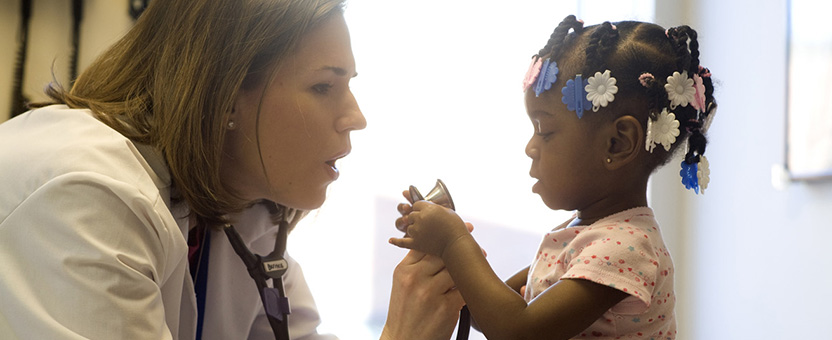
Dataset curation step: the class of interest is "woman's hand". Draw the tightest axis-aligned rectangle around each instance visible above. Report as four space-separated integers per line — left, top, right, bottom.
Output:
380 250 465 340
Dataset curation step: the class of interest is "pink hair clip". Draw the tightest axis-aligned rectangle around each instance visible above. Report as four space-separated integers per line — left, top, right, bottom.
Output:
691 74 706 112
698 65 712 78
611 24 617 30
638 73 655 87
522 56 543 92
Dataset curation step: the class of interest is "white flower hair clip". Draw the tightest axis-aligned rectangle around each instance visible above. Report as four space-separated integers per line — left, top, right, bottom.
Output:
645 108 680 153
585 70 618 112
697 155 710 193
664 71 696 109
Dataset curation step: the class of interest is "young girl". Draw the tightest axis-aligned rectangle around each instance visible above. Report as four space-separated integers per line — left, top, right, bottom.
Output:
390 15 716 340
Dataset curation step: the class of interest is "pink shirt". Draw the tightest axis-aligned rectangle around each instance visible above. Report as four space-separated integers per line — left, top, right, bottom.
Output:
525 207 676 339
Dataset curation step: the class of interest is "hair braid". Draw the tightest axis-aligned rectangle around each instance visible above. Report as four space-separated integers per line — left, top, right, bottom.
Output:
664 25 712 170
666 27 692 74
539 15 584 59
640 74 663 120
584 21 620 74
677 26 700 75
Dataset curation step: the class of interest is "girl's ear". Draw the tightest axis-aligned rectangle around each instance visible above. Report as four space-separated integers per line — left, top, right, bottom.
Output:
604 115 643 170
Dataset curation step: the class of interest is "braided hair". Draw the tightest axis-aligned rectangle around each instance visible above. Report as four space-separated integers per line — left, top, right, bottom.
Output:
537 15 584 61
534 15 718 188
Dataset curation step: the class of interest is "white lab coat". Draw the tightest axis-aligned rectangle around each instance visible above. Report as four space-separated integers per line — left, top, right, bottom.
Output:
0 105 336 340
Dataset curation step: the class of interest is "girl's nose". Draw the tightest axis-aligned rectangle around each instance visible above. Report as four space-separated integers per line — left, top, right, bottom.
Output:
525 138 539 159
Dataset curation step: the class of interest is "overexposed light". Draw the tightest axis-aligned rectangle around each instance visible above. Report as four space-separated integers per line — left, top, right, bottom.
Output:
289 1 654 338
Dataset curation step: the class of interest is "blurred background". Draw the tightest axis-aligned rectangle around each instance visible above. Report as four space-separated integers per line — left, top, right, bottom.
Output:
2 0 830 339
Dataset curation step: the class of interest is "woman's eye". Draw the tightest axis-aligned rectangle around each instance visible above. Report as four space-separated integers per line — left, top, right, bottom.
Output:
313 83 333 94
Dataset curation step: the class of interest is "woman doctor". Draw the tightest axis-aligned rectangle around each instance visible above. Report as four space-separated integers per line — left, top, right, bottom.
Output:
0 0 464 339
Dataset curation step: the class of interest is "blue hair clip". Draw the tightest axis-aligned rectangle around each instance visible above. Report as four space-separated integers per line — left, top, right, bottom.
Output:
561 74 592 119
534 59 559 97
680 160 700 194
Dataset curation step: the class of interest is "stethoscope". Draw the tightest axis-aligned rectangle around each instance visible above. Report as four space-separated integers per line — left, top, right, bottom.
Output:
408 180 470 340
224 219 293 340
224 179 470 340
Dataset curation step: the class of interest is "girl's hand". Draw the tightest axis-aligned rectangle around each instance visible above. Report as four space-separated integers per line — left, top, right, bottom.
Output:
389 201 469 258
394 190 415 233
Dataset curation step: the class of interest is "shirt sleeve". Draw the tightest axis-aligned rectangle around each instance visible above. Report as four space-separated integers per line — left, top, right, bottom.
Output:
561 224 660 311
0 172 182 339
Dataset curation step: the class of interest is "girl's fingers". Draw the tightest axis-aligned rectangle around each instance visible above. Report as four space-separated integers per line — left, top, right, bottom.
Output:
397 203 412 215
395 216 408 232
388 237 414 249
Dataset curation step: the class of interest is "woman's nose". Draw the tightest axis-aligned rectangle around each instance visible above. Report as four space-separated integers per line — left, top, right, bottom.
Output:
336 91 366 132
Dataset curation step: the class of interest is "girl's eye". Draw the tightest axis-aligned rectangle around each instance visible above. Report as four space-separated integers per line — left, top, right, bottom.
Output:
533 120 553 140
313 83 333 94
535 131 554 140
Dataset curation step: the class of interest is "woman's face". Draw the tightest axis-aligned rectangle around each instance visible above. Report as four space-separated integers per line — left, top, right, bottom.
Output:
223 13 365 210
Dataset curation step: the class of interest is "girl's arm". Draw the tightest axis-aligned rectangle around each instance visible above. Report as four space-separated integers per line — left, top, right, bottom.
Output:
391 203 628 340
470 266 530 333
505 266 530 295
442 234 627 340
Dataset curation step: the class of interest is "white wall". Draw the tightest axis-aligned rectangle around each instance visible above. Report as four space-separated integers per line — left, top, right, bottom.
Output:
651 0 832 338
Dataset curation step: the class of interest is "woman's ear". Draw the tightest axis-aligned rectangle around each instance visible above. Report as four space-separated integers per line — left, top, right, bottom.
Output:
604 115 643 170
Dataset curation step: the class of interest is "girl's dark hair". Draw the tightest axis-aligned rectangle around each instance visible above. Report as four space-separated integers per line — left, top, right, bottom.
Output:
537 15 717 173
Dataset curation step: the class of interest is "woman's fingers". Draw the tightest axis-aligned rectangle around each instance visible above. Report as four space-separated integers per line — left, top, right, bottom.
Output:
401 189 414 204
397 249 427 266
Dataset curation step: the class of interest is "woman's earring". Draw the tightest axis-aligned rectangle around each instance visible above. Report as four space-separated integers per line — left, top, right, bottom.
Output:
606 157 612 163
227 120 237 130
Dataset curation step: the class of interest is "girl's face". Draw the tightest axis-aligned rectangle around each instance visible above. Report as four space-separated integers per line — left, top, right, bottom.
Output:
223 13 365 210
524 88 609 211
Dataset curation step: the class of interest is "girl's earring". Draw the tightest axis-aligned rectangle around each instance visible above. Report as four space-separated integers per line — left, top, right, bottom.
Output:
606 157 612 163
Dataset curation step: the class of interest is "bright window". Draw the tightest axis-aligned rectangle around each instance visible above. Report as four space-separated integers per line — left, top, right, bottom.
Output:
289 1 654 338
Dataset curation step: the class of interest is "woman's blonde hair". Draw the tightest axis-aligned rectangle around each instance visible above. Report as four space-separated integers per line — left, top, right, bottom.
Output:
42 0 345 225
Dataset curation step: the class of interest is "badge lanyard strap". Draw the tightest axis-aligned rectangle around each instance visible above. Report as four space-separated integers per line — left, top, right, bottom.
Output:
224 221 291 340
